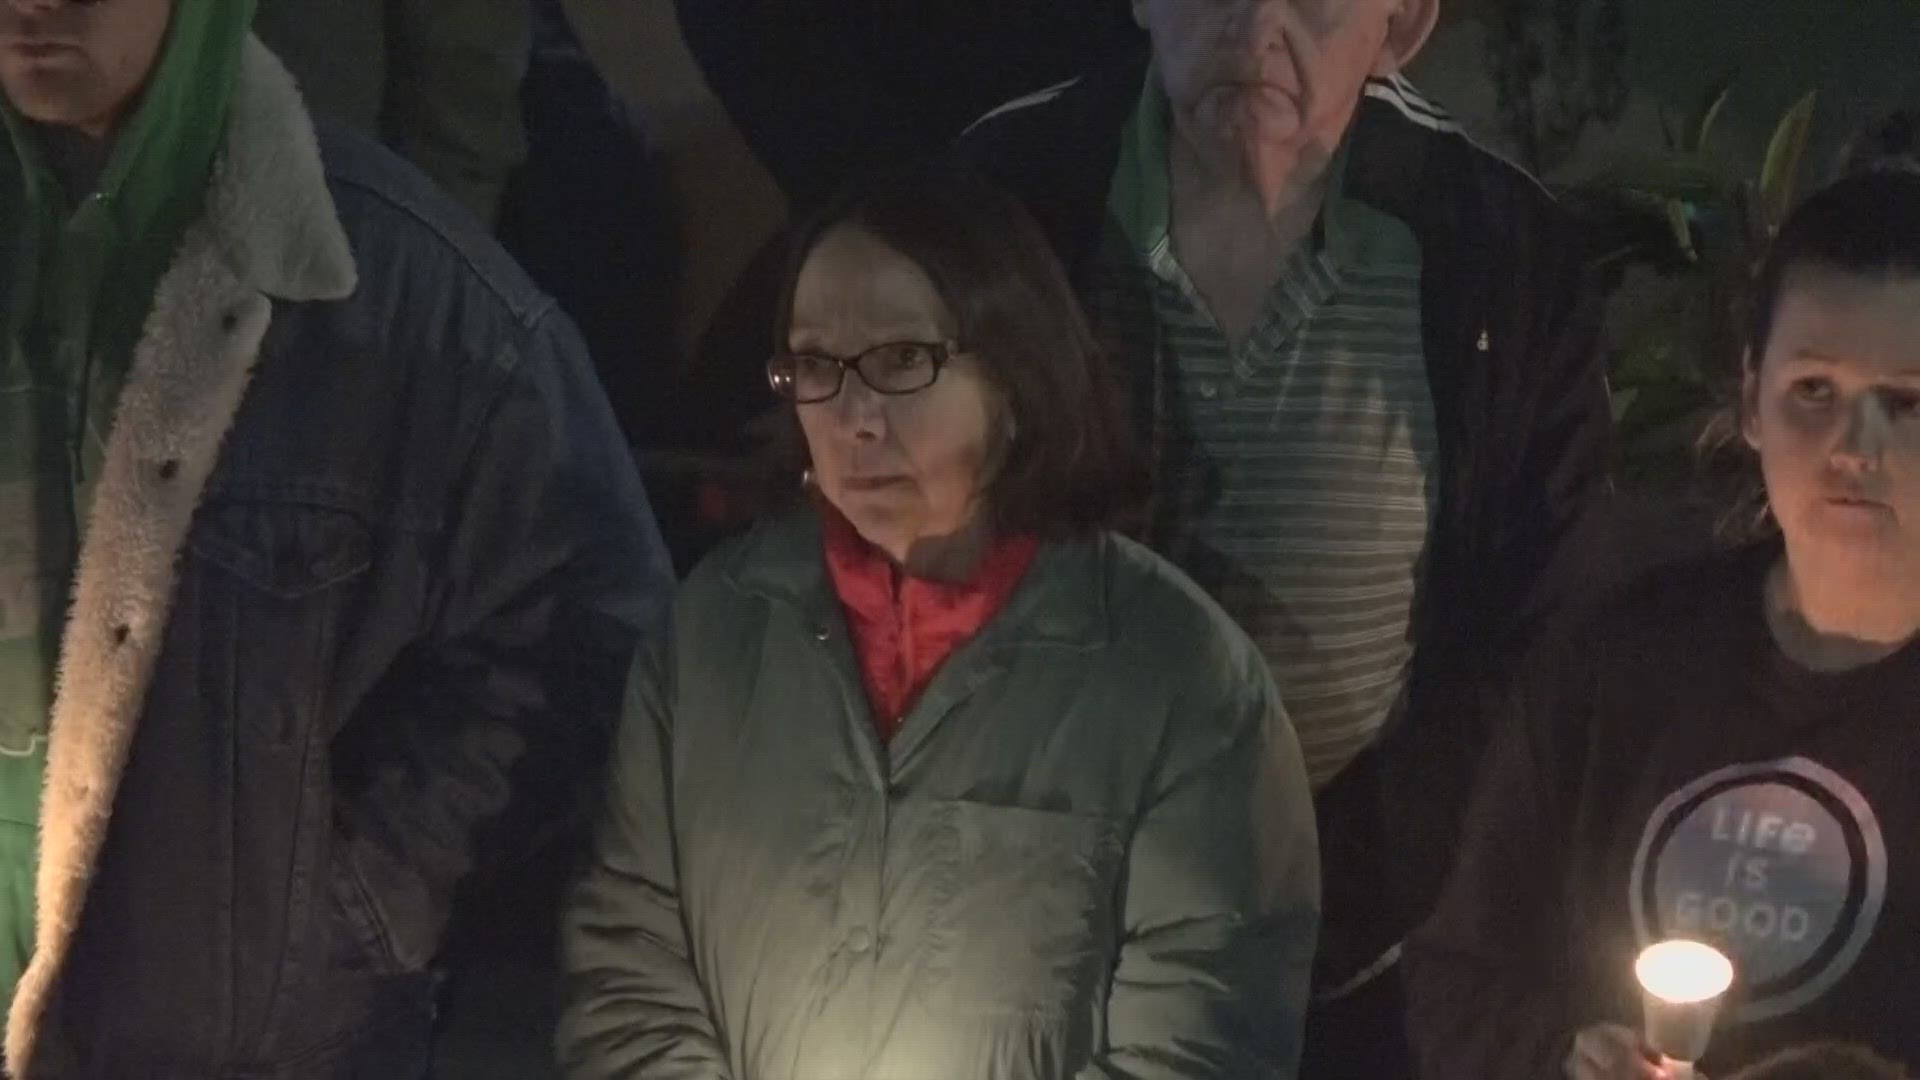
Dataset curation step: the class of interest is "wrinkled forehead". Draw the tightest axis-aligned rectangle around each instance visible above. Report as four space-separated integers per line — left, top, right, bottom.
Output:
788 226 958 348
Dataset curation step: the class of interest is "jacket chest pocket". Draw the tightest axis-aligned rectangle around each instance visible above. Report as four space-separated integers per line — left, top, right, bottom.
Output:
186 499 374 745
928 801 1126 1015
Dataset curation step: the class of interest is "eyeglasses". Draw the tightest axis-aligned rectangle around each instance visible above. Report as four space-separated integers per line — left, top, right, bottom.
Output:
766 340 957 404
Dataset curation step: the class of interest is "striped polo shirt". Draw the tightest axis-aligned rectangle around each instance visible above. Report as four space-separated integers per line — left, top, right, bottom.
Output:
1110 77 1438 789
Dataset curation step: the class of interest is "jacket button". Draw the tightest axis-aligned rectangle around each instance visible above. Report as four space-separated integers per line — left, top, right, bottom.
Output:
813 626 830 643
846 928 874 955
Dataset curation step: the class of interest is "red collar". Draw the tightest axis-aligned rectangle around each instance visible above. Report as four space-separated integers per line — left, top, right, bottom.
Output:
820 503 1039 743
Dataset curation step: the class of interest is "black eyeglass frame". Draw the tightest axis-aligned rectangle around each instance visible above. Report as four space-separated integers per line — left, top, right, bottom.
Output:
765 340 962 404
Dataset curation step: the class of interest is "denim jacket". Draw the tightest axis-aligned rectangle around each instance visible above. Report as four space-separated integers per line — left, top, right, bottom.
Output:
7 40 671 1078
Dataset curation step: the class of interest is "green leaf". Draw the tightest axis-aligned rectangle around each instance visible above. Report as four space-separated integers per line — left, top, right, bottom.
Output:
1667 199 1698 262
1688 77 1735 152
1591 154 1726 200
1759 91 1818 235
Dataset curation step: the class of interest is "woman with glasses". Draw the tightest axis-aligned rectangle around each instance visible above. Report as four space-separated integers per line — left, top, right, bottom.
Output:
558 161 1320 1080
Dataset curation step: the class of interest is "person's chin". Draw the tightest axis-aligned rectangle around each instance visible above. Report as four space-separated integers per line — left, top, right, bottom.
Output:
1808 498 1899 538
830 481 915 521
1797 505 1911 573
836 475 914 498
0 75 96 127
1232 90 1304 134
1192 89 1292 140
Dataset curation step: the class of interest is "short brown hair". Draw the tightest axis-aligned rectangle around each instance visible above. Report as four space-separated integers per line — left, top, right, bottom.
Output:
1725 1043 1911 1080
771 157 1146 538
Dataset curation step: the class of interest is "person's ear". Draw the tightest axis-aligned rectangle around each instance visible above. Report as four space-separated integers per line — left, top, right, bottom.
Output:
1131 0 1151 30
1373 0 1441 78
1741 351 1764 451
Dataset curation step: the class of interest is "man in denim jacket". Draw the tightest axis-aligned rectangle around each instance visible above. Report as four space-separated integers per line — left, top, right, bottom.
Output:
0 1 670 1075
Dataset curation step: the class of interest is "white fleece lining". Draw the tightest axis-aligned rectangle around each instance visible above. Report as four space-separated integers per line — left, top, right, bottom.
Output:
6 37 355 1073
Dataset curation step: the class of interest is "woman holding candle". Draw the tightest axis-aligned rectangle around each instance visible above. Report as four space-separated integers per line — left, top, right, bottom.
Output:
556 161 1320 1080
1402 142 1920 1080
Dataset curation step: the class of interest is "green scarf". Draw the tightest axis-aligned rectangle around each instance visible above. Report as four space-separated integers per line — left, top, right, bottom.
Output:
2 0 258 470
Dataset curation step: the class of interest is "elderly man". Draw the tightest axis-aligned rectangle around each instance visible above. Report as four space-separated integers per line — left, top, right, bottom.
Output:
0 0 670 1075
959 0 1610 1073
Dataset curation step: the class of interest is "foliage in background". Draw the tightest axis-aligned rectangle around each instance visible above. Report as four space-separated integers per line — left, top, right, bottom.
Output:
1567 86 1820 479
1482 0 1630 173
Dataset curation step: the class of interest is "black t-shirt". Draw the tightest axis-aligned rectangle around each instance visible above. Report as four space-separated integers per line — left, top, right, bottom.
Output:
1404 541 1920 1080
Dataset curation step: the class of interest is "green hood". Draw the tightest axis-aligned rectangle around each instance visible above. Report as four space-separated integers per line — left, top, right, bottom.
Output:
2 0 257 451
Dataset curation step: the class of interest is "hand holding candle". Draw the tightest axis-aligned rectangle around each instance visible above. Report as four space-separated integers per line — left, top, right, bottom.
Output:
1636 940 1736 1079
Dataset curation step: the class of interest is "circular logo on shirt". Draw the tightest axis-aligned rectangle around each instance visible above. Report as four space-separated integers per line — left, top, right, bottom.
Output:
1630 757 1886 1024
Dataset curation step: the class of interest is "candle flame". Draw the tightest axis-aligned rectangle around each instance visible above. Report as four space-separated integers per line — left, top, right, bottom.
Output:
1636 940 1733 1005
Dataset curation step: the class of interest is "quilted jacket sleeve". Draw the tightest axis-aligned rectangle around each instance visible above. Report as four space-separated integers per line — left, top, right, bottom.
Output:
558 630 732 1080
1077 628 1321 1080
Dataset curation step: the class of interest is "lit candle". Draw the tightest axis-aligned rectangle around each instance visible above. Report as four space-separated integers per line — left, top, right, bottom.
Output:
1636 940 1735 1079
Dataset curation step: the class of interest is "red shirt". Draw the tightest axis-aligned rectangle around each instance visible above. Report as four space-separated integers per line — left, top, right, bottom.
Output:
821 505 1040 744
